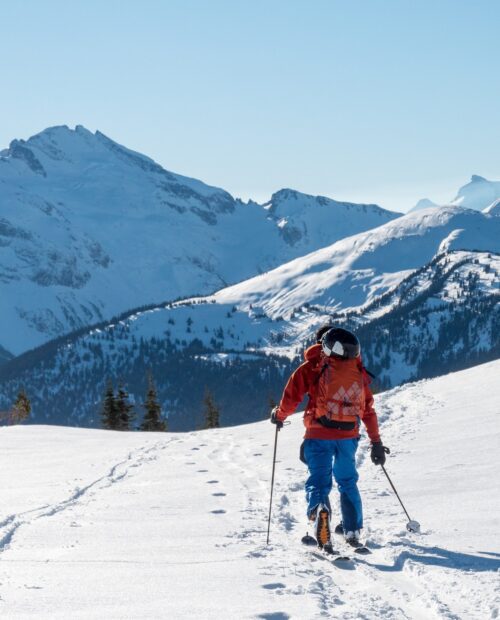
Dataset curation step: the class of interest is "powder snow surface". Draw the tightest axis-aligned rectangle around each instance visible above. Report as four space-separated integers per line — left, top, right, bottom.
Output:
0 361 498 619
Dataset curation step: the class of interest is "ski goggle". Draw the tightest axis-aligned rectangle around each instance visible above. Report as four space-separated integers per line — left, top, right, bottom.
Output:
322 339 360 359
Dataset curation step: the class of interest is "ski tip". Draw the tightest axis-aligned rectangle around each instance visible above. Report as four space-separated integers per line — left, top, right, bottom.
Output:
333 555 352 563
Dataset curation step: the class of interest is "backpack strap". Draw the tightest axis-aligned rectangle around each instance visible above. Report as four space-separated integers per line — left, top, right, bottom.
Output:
364 367 376 380
313 362 329 386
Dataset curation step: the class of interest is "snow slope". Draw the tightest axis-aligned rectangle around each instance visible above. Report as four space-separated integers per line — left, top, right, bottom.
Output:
213 206 500 318
0 361 498 619
0 125 399 355
484 199 500 216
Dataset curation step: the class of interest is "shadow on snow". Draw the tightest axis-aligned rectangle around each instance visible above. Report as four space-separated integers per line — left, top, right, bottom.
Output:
367 541 500 573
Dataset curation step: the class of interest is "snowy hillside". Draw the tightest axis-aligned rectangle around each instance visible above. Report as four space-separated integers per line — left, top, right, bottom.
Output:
484 199 500 216
0 248 497 430
0 125 399 355
0 360 498 619
333 250 500 386
213 205 500 317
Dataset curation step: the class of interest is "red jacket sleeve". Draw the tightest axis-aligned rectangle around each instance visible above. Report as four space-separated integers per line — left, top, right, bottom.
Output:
361 382 381 443
277 362 311 420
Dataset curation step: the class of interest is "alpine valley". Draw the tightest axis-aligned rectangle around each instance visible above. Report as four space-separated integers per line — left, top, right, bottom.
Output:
0 126 499 430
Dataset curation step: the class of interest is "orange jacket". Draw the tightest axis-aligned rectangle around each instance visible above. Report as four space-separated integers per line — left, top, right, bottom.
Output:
277 344 381 443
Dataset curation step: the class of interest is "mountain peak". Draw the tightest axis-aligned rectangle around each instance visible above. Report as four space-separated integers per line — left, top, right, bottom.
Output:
451 175 500 211
410 198 439 212
470 174 488 183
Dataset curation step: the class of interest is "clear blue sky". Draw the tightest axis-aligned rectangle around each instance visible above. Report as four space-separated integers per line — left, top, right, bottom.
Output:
1 0 499 211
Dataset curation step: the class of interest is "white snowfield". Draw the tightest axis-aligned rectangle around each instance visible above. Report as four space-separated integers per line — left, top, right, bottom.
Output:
0 361 498 619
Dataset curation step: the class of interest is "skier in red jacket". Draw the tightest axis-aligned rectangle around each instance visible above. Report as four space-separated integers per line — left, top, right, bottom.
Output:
271 326 389 551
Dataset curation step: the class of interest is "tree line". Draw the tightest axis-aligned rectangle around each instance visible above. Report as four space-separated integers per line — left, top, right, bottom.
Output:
101 372 221 432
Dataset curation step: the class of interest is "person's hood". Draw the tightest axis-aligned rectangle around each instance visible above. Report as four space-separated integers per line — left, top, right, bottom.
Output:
304 343 322 362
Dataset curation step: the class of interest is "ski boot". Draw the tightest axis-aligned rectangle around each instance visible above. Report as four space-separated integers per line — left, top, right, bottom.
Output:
316 506 334 553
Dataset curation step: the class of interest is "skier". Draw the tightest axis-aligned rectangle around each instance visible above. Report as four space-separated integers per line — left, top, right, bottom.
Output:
270 326 389 551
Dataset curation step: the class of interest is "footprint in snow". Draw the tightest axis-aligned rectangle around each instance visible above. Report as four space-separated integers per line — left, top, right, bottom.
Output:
212 492 226 497
262 583 286 590
253 453 263 456
257 613 290 620
191 447 200 451
197 469 209 473
211 509 226 514
207 480 219 484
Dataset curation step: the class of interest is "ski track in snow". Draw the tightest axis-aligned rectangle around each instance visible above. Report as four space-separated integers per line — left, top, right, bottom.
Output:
0 440 175 559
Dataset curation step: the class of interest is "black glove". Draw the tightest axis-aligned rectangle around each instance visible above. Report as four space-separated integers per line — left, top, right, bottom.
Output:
371 441 390 466
270 406 283 429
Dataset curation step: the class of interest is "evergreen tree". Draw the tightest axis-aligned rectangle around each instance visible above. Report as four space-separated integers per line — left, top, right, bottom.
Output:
203 388 220 429
140 374 167 431
101 380 119 430
10 389 31 424
116 383 135 431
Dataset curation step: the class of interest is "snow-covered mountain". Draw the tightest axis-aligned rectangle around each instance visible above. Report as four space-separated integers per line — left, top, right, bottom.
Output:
0 360 498 618
411 174 500 213
212 205 500 319
451 174 500 211
332 250 500 386
1 244 497 430
0 125 400 355
410 198 439 212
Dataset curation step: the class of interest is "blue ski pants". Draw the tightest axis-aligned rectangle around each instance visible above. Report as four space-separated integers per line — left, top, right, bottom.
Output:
303 438 363 532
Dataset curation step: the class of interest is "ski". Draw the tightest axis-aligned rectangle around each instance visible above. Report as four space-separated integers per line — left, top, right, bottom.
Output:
333 525 372 555
346 540 371 555
301 533 352 563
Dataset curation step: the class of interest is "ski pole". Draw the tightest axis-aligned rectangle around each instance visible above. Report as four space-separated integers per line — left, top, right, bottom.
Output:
381 464 420 533
266 424 280 545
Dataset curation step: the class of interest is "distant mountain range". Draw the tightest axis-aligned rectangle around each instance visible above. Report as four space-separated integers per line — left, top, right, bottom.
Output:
411 174 500 213
0 125 399 356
